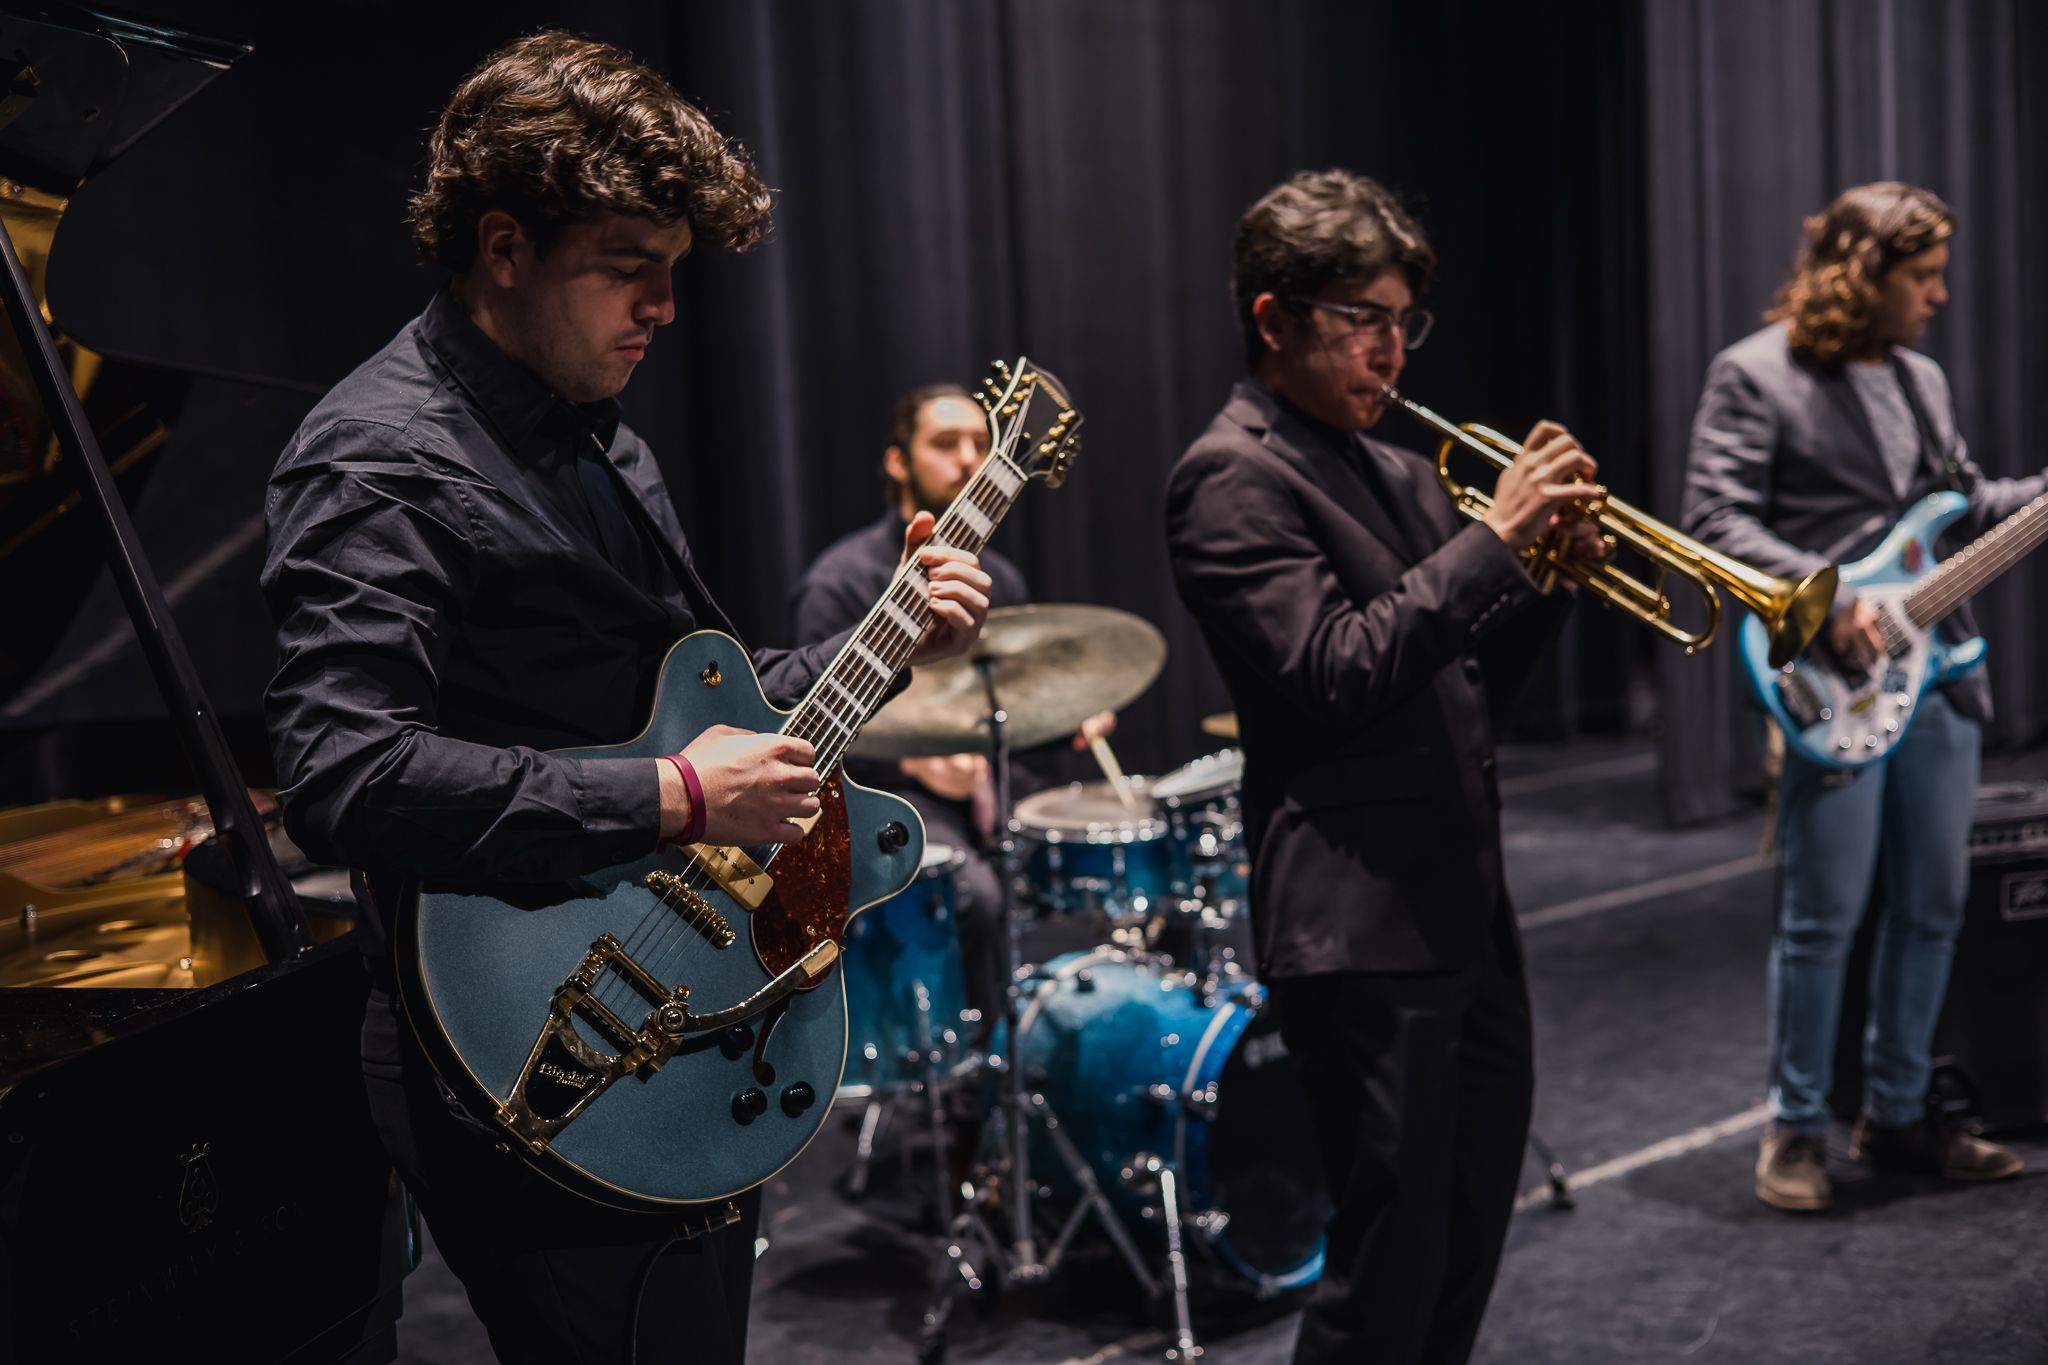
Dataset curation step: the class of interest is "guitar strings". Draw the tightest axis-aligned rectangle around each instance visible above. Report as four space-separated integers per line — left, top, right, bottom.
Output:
589 462 1011 1020
1902 490 2048 628
583 398 1041 1026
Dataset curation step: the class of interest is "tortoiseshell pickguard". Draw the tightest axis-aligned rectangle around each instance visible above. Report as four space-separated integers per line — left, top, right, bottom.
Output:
750 772 851 982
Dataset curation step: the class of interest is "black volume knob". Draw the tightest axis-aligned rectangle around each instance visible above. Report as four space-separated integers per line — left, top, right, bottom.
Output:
732 1088 768 1124
878 821 910 853
780 1081 816 1117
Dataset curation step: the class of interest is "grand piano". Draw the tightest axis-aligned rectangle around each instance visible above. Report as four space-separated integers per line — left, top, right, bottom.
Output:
0 9 408 1361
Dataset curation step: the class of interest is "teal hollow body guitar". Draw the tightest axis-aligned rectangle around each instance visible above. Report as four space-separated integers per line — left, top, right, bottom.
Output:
397 360 1081 1213
1741 487 2048 769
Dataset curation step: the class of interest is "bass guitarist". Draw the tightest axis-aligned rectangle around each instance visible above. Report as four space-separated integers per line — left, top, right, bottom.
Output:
1681 181 2035 1212
260 34 990 1364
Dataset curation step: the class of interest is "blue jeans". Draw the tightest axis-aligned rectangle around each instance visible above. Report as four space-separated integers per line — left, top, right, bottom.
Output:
1770 686 1980 1132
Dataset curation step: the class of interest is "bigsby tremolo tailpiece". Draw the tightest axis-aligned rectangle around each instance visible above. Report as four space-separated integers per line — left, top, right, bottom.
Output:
496 931 841 1153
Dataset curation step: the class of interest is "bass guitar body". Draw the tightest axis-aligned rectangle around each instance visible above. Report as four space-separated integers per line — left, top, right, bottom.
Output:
398 631 925 1212
1740 491 1984 770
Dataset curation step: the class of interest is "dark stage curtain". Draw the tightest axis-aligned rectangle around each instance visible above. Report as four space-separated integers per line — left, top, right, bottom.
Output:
1645 0 2048 823
4 1 2042 821
4 0 1647 797
649 0 1651 777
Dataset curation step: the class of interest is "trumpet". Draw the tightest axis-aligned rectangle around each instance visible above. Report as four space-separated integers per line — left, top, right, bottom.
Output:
1381 386 1836 666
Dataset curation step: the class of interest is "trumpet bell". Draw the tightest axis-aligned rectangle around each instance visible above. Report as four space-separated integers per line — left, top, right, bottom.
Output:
1762 564 1838 670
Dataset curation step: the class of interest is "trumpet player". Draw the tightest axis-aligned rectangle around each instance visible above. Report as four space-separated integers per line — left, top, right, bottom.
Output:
1165 168 1606 1365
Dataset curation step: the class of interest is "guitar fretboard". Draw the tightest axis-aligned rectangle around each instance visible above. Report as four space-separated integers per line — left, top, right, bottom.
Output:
783 450 1030 774
1903 489 2048 630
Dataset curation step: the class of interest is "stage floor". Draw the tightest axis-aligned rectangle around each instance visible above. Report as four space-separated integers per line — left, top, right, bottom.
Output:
393 736 2048 1364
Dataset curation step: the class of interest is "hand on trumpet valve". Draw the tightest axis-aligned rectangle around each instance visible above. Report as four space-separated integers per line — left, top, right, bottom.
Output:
1481 419 1604 553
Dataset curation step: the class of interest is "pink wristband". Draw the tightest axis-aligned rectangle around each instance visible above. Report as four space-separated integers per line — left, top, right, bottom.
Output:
664 753 707 845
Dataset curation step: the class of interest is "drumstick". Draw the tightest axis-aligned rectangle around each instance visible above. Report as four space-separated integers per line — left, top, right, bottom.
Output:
1088 734 1138 810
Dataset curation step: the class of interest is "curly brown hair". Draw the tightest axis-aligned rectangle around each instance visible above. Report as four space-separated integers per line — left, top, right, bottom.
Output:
1232 170 1436 367
407 31 773 271
1768 182 1952 365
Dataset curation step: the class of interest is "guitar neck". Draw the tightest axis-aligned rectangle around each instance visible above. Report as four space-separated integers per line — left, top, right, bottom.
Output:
1904 489 2048 630
783 451 1031 773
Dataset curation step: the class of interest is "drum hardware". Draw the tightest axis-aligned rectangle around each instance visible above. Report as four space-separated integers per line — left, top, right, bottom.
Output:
983 945 1327 1355
1525 1129 1575 1210
919 655 1164 1365
1145 1082 1220 1120
837 842 976 1218
1121 1153 1202 1362
868 616 1280 1359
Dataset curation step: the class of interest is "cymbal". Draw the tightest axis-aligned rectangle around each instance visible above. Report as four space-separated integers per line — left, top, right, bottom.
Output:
853 604 1166 758
1200 711 1239 741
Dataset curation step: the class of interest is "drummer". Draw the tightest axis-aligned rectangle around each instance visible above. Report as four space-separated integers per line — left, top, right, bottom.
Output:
790 382 1115 1037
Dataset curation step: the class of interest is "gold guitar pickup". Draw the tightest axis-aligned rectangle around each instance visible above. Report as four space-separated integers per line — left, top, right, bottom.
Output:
677 843 772 910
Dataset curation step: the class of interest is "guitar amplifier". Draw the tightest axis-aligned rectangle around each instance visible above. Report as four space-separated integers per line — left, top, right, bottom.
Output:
1830 781 2048 1132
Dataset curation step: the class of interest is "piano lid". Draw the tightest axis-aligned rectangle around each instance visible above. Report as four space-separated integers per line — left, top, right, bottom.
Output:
0 6 247 196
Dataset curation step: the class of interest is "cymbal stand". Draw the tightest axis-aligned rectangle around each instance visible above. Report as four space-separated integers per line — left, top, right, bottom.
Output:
917 657 1160 1363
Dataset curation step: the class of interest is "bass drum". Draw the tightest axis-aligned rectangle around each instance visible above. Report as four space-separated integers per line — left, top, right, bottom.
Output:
1014 946 1328 1293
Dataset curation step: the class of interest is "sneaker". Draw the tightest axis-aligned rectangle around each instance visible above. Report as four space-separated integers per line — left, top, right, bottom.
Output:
1755 1126 1831 1211
1849 1115 2025 1182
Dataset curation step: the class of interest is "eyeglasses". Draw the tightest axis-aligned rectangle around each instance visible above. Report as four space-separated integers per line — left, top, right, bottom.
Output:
1291 296 1434 350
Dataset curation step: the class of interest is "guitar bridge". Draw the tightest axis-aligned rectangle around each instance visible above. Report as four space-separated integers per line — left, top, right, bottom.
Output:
496 934 693 1153
645 871 736 948
494 933 844 1155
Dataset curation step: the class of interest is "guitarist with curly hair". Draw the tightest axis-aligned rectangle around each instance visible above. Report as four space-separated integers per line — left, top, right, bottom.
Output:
1683 181 2038 1212
261 33 990 1363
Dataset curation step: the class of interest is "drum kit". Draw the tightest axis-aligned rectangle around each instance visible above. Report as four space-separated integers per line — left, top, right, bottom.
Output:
836 605 1328 1363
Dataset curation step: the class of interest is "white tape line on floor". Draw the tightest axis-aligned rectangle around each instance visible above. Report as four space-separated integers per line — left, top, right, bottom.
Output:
1514 1102 1774 1212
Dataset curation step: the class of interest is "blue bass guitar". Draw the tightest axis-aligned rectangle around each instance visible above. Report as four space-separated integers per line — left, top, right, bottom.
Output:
1741 488 2048 768
397 360 1080 1213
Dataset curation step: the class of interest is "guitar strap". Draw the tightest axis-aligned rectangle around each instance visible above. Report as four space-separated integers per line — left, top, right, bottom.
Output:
1888 355 1977 653
1888 353 1965 495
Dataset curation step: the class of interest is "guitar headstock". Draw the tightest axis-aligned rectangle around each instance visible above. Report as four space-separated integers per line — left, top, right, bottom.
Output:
974 356 1082 488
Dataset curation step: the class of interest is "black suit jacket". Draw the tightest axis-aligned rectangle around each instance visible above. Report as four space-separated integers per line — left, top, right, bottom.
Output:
1165 381 1570 977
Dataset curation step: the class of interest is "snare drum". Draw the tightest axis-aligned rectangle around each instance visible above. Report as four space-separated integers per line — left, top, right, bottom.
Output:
1014 946 1328 1293
838 841 973 1099
1009 778 1175 920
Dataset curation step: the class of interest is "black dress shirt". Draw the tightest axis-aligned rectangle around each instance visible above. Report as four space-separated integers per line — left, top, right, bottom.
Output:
262 290 860 885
